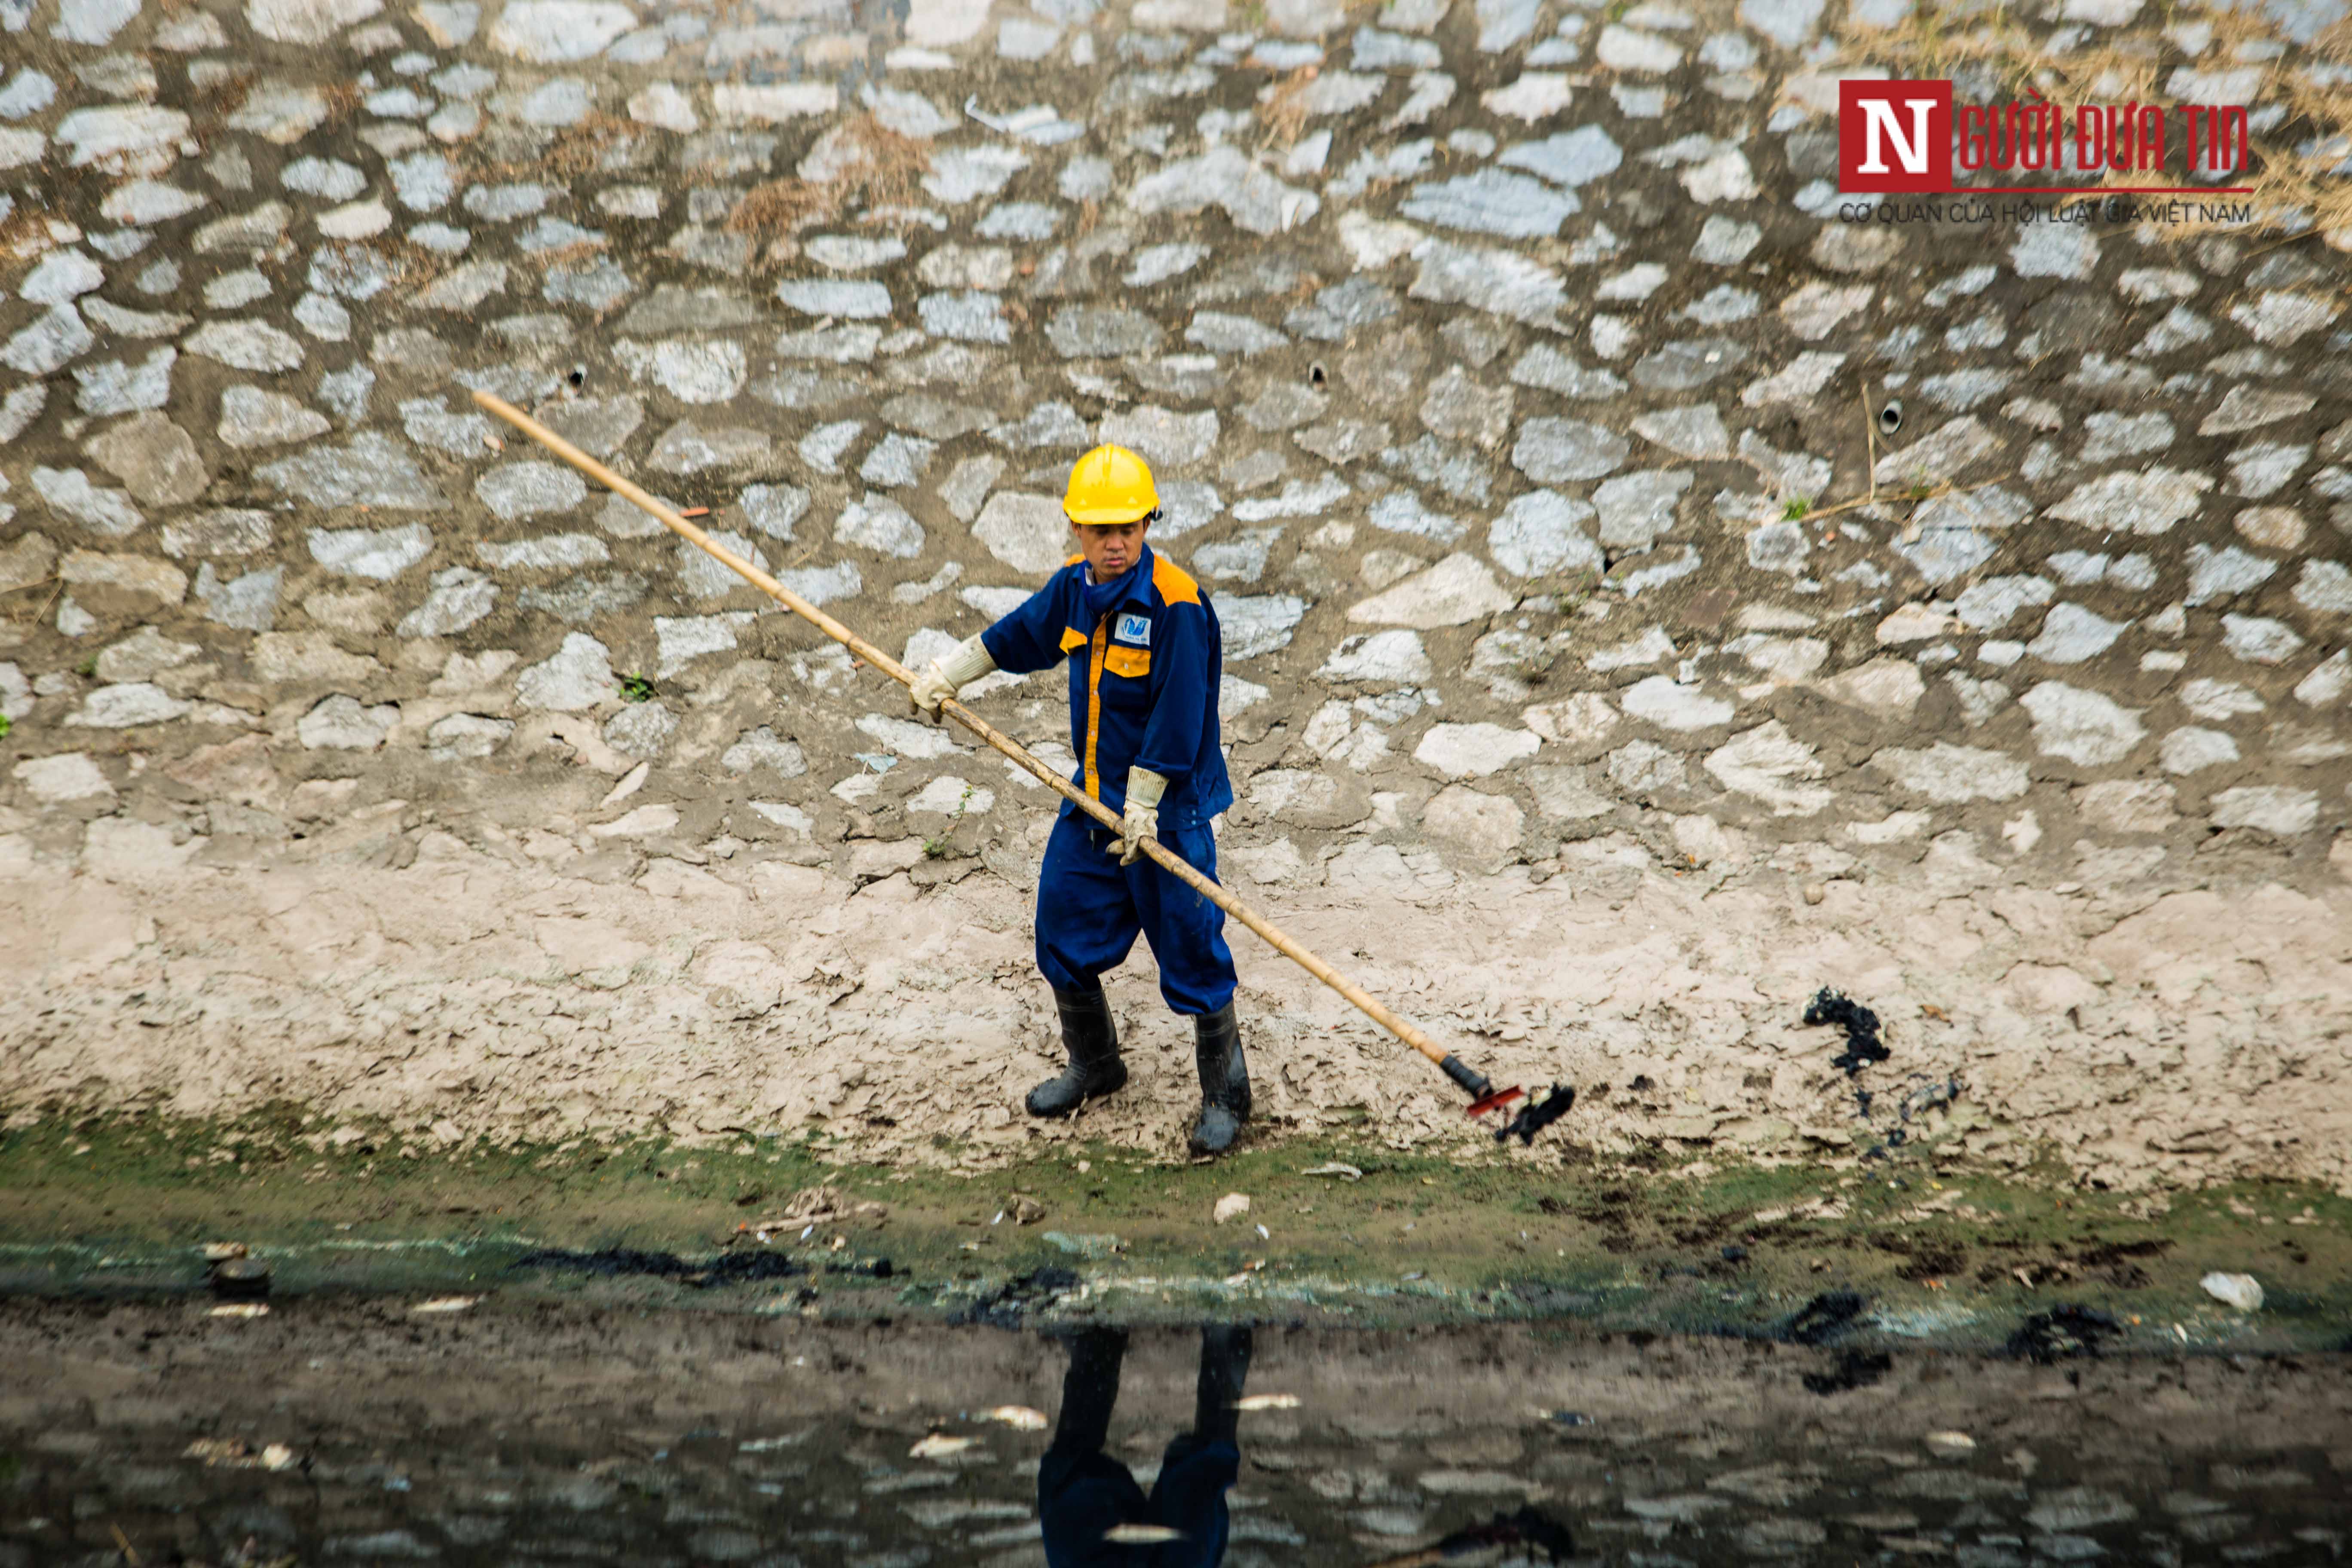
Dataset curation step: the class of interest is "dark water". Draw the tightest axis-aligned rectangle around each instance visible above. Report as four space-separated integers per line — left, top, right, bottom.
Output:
1 1301 2346 1566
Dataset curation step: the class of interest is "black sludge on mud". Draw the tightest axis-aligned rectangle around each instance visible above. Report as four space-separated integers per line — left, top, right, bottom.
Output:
1776 1291 1890 1392
508 1246 808 1287
1779 1289 1869 1345
2008 1303 2125 1363
952 1265 1083 1328
1805 987 1891 1074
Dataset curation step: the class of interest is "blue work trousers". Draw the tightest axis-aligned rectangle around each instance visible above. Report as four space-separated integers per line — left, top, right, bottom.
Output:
1035 815 1237 1016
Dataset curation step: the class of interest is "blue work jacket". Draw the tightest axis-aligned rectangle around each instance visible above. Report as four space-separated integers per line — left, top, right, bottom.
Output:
979 545 1234 830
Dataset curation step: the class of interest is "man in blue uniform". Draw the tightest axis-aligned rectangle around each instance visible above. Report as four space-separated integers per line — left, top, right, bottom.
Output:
909 444 1248 1156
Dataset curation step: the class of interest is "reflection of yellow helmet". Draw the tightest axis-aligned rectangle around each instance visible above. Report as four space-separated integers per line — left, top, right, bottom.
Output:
1064 444 1159 526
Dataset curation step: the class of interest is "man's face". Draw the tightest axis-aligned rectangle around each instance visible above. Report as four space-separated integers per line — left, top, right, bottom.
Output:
1071 518 1148 582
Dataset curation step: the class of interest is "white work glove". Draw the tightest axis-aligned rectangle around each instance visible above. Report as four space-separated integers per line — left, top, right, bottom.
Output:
908 633 996 717
1113 767 1168 865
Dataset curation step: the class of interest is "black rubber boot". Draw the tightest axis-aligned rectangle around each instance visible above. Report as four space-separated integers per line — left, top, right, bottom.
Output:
1026 986 1127 1118
1188 1002 1250 1155
1049 1327 1128 1458
1194 1323 1253 1445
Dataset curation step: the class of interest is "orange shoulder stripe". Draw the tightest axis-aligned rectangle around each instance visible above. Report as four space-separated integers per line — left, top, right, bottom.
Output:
1150 553 1201 607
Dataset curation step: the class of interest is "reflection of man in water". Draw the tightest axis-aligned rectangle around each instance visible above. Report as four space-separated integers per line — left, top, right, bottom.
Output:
1038 1325 1252 1567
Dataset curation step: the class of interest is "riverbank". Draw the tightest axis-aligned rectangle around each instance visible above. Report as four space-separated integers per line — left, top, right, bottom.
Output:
4 1112 2346 1350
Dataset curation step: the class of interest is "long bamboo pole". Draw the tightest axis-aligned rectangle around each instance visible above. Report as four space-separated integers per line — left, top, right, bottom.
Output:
470 391 1506 1102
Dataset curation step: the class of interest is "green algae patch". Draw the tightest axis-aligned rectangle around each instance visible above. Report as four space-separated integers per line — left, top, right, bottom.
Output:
1 1111 2347 1349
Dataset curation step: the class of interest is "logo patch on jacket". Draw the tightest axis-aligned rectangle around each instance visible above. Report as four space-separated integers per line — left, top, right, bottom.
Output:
1115 613 1152 645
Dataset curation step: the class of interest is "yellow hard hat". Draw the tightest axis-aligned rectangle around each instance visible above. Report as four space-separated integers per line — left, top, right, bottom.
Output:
1064 444 1159 526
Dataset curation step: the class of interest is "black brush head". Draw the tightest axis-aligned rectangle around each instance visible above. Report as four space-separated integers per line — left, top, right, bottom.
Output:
1495 1084 1576 1145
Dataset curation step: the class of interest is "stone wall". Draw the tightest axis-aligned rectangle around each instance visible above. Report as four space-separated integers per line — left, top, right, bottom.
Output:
2 0 2349 1180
